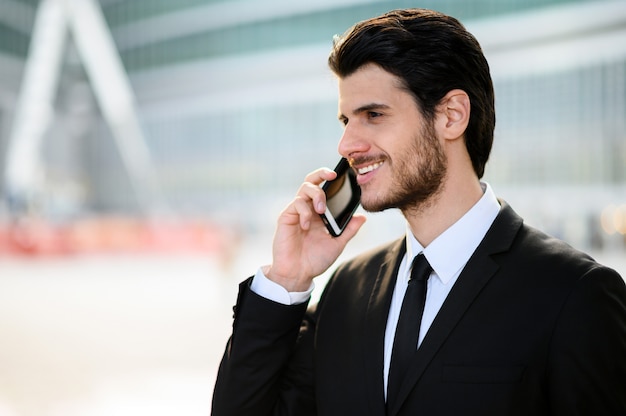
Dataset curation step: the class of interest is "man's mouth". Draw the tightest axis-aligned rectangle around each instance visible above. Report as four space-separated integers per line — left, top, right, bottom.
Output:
355 161 384 175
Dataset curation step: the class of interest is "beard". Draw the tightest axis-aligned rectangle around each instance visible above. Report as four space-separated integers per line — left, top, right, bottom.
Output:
358 121 447 214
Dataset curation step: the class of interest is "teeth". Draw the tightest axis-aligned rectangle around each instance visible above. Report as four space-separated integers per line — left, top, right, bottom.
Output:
358 161 384 175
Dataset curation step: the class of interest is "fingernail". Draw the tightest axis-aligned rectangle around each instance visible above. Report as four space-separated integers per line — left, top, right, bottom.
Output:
317 202 324 212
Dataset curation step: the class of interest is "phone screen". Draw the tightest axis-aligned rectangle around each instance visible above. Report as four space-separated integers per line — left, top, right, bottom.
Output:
320 158 361 236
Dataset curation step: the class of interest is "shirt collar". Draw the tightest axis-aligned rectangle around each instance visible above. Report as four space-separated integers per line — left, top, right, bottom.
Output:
405 182 500 284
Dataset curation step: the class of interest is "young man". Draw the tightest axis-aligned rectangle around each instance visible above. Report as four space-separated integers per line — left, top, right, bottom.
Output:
212 9 626 416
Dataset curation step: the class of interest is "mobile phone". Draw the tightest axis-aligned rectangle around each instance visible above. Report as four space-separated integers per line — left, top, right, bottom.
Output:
319 158 361 237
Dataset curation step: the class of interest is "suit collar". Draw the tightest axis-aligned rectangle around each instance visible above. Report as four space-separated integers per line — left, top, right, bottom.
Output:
387 201 523 416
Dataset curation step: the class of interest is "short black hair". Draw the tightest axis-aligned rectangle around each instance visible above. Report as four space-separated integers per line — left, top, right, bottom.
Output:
328 9 495 178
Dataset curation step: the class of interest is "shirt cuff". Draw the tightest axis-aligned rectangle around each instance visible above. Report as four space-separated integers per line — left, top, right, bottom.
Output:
250 266 315 305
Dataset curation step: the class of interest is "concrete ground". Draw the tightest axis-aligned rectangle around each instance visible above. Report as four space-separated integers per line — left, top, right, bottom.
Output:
0 253 242 416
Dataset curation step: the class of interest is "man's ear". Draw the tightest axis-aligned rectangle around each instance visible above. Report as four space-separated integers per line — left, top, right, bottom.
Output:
437 89 470 140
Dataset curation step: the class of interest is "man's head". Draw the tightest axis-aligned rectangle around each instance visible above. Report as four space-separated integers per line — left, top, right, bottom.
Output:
328 9 495 179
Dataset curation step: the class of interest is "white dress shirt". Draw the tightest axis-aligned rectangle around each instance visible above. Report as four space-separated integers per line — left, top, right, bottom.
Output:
382 182 500 394
251 182 501 395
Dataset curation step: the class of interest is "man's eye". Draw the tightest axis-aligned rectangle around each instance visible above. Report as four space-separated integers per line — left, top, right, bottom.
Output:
368 112 382 119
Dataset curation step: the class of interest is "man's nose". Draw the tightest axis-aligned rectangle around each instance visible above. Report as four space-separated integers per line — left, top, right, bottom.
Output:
337 124 370 159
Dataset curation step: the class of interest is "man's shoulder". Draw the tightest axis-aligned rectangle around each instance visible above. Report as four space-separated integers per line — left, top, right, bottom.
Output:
490 200 608 276
334 237 405 277
501 220 623 287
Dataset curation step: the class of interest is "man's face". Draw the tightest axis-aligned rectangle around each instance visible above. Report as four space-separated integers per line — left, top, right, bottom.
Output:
337 64 447 214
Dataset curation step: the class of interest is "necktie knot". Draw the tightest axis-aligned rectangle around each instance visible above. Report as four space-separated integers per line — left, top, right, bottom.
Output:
409 253 432 283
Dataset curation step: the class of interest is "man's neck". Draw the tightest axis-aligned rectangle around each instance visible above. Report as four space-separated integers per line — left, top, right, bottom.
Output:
403 178 484 247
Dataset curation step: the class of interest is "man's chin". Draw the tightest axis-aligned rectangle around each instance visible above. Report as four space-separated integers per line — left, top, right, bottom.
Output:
360 198 396 213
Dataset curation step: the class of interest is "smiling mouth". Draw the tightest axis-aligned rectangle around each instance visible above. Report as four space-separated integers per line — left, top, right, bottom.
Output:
355 161 384 175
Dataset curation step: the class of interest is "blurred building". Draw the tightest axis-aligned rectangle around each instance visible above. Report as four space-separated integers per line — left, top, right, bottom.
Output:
0 0 624 250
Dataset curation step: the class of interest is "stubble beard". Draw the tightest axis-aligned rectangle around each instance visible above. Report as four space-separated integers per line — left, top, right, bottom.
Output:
359 122 447 215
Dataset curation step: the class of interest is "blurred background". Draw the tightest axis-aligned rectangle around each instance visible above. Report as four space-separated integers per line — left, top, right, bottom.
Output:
0 0 624 415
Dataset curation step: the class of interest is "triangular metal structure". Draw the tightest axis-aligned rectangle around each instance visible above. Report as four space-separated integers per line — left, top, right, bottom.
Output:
3 0 162 216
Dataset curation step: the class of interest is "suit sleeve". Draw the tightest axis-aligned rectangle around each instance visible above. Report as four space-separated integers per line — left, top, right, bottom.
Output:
548 266 626 415
211 277 317 416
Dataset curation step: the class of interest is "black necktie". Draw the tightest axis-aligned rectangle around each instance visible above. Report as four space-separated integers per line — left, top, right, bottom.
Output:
387 253 432 407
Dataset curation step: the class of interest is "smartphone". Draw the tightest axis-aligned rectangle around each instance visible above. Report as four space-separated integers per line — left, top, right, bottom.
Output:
319 157 361 237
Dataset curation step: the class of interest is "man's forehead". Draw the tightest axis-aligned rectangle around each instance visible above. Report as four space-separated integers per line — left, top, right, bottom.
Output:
338 69 408 111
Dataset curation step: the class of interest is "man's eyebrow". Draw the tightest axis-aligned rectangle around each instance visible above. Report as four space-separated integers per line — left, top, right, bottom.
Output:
338 103 391 120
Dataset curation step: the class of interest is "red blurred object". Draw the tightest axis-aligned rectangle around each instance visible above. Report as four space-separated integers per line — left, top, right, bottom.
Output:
0 216 231 257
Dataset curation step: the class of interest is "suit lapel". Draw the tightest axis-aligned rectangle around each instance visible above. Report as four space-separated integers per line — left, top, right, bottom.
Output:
387 201 524 416
362 238 406 416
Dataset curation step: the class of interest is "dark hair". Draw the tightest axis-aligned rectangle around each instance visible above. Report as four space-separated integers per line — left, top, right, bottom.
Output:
328 9 495 178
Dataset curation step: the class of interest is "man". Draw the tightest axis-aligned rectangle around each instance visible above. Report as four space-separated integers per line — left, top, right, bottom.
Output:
212 9 626 416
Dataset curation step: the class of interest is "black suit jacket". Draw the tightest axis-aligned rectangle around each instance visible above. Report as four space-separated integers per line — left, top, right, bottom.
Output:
212 202 626 415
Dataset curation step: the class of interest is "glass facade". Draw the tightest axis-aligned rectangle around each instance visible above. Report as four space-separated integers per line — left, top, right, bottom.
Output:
491 60 626 185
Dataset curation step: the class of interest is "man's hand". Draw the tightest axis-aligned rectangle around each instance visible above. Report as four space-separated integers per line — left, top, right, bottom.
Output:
265 167 367 292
